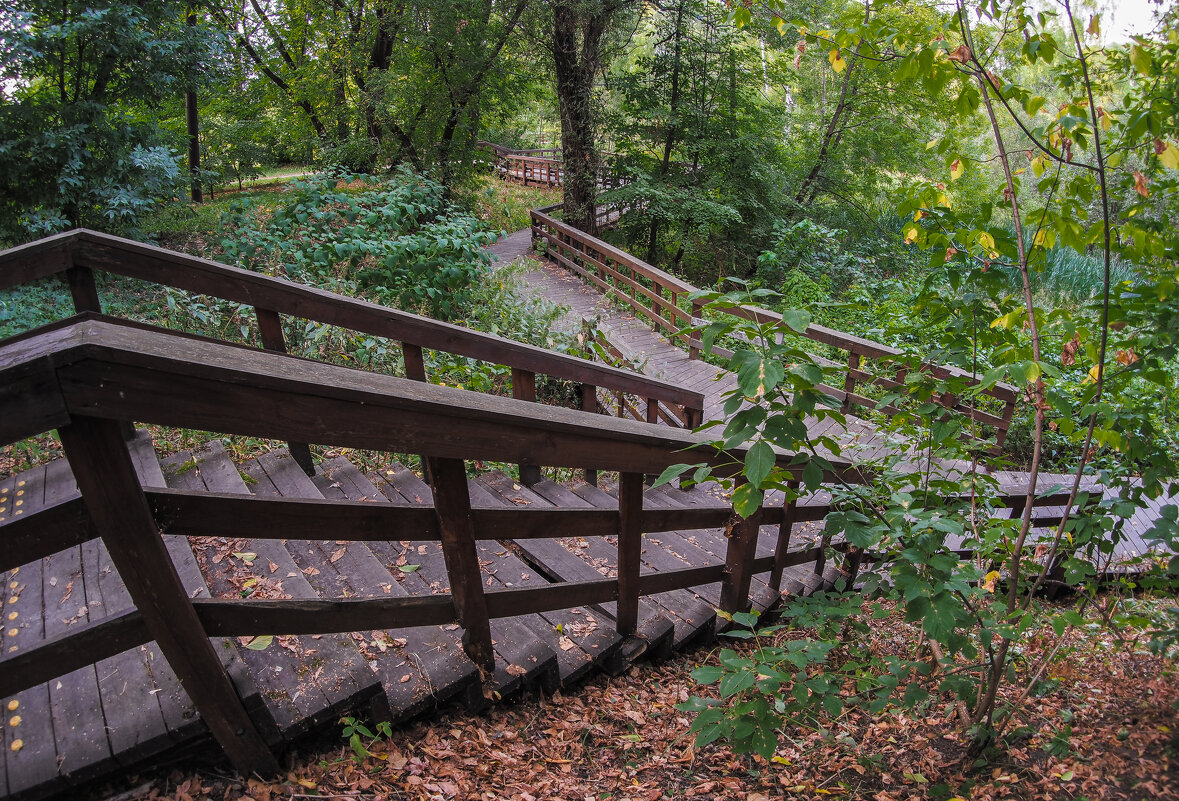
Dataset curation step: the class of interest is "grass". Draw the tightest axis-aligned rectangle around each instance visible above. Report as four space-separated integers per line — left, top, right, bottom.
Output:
454 172 562 233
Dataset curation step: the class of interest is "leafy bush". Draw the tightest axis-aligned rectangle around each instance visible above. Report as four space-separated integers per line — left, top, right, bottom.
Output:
217 169 501 320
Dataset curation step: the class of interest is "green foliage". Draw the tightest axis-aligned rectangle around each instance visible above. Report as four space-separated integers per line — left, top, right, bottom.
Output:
0 0 215 242
217 169 500 320
339 716 393 762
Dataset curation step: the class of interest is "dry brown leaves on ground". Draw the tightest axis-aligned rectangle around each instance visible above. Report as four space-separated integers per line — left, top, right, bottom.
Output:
95 606 1176 801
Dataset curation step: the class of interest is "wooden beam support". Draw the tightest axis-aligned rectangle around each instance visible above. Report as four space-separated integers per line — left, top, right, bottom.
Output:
615 472 644 636
720 487 762 613
426 456 494 672
511 368 542 486
57 416 278 777
255 307 315 476
581 383 598 486
770 481 801 592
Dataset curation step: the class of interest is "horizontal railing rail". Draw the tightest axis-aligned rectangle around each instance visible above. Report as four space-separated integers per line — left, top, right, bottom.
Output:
0 316 862 774
0 228 705 481
529 208 1020 452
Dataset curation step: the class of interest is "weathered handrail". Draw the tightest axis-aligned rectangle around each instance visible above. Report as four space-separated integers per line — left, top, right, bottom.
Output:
0 229 705 480
529 208 1021 452
0 316 860 774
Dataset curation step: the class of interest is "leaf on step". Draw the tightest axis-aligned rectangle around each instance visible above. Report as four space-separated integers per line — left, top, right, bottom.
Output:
399 564 421 573
268 560 278 574
302 566 320 576
510 497 531 505
244 635 273 651
232 552 258 565
330 547 347 563
559 636 576 651
506 664 527 677
400 674 412 683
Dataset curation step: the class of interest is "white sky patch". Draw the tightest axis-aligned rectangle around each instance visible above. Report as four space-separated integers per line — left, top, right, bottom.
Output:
1102 0 1165 41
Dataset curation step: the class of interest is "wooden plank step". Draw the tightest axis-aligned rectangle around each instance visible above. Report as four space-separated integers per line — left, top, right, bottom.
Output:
306 457 483 718
366 463 560 702
567 481 717 648
519 479 677 660
235 448 389 733
3 469 60 800
35 461 116 787
474 472 625 684
171 443 384 741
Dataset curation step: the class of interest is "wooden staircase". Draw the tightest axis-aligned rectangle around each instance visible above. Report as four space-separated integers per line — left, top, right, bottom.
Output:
2 434 839 800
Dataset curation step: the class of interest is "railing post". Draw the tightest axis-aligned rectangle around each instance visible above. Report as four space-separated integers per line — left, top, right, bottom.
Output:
814 531 833 576
720 485 762 613
689 300 704 360
615 472 644 637
841 352 861 415
401 342 435 480
65 265 102 313
426 457 495 672
511 368 543 485
581 384 599 486
57 416 278 776
255 307 316 476
769 480 801 592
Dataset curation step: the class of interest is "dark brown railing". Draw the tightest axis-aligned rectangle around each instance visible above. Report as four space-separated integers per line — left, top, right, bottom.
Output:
477 141 623 190
530 208 1021 452
0 316 864 776
0 229 704 482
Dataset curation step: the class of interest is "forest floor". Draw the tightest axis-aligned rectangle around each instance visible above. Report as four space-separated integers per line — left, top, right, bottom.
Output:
93 599 1176 801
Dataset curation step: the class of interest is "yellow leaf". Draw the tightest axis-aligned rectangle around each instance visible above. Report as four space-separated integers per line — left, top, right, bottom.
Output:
978 231 995 251
982 571 1000 593
829 48 847 73
776 17 788 35
1098 107 1112 132
1087 14 1100 36
1031 156 1047 177
950 159 964 180
1084 364 1101 384
904 225 920 244
1033 229 1047 249
298 779 317 790
1160 142 1179 170
936 193 950 208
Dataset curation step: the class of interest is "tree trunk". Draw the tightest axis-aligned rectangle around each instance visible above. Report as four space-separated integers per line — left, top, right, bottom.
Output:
553 1 619 234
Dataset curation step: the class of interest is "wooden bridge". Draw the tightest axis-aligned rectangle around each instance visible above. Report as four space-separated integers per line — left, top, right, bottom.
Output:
0 185 1170 797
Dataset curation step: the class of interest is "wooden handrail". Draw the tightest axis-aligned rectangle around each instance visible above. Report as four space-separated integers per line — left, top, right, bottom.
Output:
529 208 1021 452
0 230 706 467
0 316 864 772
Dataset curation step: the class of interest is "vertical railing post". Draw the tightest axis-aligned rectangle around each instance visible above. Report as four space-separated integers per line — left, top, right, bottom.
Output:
581 384 599 486
615 472 644 636
841 351 861 415
58 416 278 776
689 300 704 360
255 307 315 476
65 265 102 313
769 480 801 592
427 457 496 672
720 484 762 613
511 368 543 486
814 530 833 576
401 342 434 480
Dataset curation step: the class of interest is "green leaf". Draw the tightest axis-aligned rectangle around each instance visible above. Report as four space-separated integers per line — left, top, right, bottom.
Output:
802 460 823 491
781 309 811 333
399 564 421 573
731 482 763 519
244 635 273 651
1130 44 1153 76
744 441 775 488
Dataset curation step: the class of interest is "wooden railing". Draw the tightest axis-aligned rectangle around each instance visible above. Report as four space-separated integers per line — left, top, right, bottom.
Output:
530 209 1021 453
0 229 704 482
476 141 622 190
0 316 864 776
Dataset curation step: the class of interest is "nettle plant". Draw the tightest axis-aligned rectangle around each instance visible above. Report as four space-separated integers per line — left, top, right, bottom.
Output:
671 0 1179 756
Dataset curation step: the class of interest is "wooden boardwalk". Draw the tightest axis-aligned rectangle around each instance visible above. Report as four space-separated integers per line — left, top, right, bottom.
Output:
488 226 1173 562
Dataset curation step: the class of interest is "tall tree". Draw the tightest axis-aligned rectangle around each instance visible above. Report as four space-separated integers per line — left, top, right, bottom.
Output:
0 0 215 240
549 0 633 233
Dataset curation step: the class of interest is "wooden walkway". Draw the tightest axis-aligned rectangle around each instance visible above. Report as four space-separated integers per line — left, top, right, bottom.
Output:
488 226 1173 562
1 437 833 800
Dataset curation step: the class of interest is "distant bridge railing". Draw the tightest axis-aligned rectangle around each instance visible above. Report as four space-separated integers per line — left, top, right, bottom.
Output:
529 207 1020 453
476 140 623 190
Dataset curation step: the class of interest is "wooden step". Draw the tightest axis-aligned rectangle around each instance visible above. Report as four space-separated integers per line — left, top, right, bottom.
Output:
366 463 561 702
171 443 385 741
2 432 263 800
307 457 483 718
567 480 717 649
519 479 676 661
474 472 625 684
